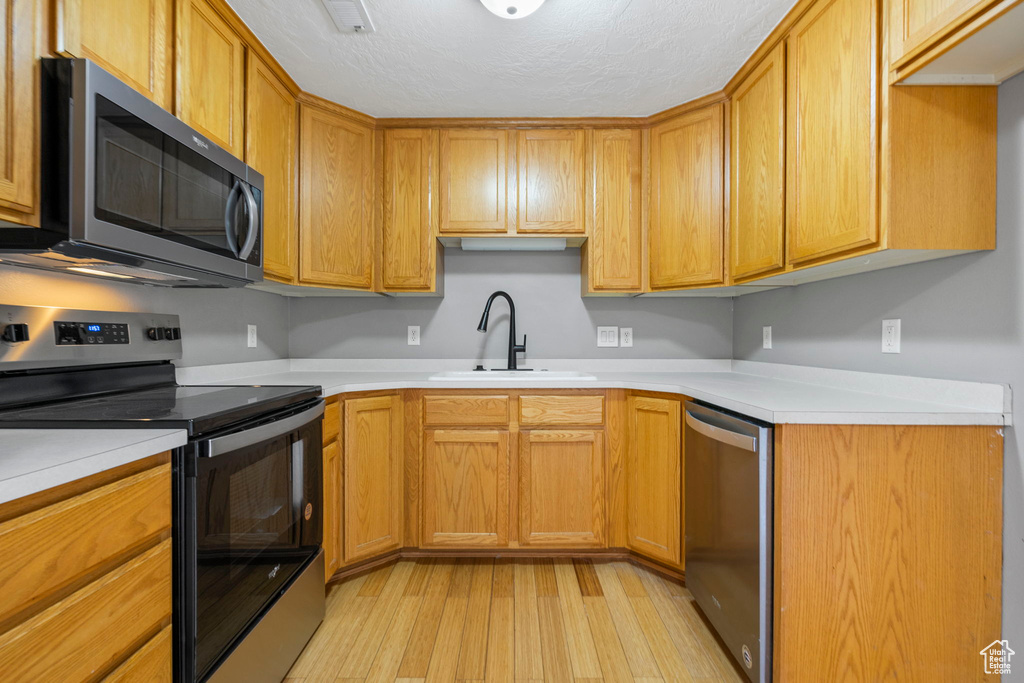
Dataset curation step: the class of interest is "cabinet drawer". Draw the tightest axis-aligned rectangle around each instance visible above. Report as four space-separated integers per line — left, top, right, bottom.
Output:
323 398 340 445
0 463 171 626
520 395 605 426
104 624 172 683
0 539 172 681
423 395 510 426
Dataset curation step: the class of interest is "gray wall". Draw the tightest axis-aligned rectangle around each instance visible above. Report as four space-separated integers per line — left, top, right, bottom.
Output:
289 249 734 361
0 265 289 366
734 71 1024 675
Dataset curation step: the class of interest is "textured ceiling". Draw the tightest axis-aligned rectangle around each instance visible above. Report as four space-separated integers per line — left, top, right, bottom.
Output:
225 0 797 118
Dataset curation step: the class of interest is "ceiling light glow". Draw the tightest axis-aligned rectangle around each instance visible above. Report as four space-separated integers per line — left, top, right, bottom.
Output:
480 0 545 19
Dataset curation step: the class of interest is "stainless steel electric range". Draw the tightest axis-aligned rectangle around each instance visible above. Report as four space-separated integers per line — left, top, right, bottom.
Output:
0 304 326 683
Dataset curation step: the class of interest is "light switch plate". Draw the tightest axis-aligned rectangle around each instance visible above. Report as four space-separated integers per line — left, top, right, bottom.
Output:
247 325 257 348
597 326 619 347
408 326 421 346
763 326 772 349
882 319 901 353
620 328 633 347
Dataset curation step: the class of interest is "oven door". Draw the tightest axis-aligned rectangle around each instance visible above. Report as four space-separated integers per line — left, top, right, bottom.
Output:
178 401 323 682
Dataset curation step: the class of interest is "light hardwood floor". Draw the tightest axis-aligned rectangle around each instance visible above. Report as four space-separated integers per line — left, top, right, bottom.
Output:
287 558 744 682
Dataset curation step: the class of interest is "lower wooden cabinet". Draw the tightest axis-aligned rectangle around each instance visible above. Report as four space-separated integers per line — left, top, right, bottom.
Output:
322 440 341 580
518 429 605 547
421 429 510 547
626 394 683 567
343 394 403 563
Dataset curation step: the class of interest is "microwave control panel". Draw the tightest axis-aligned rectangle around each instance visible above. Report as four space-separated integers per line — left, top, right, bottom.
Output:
54 321 130 345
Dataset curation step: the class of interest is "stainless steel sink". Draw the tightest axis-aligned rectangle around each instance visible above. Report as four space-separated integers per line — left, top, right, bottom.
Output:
428 370 598 381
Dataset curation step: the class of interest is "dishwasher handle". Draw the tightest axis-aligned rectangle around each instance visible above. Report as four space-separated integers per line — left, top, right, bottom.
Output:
685 410 757 452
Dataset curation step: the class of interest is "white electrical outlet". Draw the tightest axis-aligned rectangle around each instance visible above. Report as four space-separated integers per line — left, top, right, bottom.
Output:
247 324 257 349
408 325 420 346
597 326 619 348
763 326 772 349
882 319 901 353
621 328 633 347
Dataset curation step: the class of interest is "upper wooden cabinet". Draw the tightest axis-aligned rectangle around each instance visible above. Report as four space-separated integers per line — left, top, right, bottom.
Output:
175 0 246 157
439 129 509 234
785 0 878 265
245 53 297 283
518 429 605 548
626 394 682 567
298 102 375 289
889 0 995 67
422 429 510 548
583 129 643 293
730 44 786 282
343 395 403 563
382 128 441 292
55 0 174 109
0 0 37 221
649 103 725 289
516 129 586 234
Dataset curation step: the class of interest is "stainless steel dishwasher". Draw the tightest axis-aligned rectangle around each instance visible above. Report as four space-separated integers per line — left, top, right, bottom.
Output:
684 401 773 683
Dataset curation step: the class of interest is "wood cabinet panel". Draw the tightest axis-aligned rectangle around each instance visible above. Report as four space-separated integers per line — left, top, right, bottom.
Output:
0 463 170 628
246 52 297 282
0 0 36 216
519 394 604 426
103 624 171 683
383 128 439 291
774 424 1002 682
649 104 725 289
0 539 172 682
322 440 341 580
516 129 586 234
56 0 173 108
175 0 246 156
439 129 509 234
585 129 643 292
519 430 605 547
343 395 403 562
323 397 340 445
299 104 374 288
626 395 682 566
423 395 510 426
422 429 510 547
786 0 878 264
889 0 994 65
730 43 786 281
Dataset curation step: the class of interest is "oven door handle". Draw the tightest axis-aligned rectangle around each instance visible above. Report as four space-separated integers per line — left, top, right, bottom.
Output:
204 401 325 457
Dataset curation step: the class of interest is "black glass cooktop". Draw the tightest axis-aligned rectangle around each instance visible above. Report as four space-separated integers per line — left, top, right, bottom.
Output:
0 383 321 436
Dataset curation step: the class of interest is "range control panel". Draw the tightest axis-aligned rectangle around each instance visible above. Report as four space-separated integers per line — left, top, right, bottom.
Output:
55 321 131 345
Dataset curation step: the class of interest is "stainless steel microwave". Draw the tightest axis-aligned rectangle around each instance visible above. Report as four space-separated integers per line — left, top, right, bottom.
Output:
0 58 264 287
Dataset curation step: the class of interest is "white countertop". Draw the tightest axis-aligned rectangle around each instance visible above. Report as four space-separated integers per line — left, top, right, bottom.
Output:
0 429 187 505
177 359 1011 426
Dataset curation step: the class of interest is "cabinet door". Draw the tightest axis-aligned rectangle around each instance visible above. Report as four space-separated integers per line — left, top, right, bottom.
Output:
175 0 245 157
383 128 439 291
299 104 374 288
0 0 36 217
585 129 643 292
439 129 509 234
55 0 173 108
649 104 725 289
422 429 510 547
889 0 992 65
786 0 878 265
322 440 341 581
517 129 586 234
246 53 297 282
730 43 786 281
627 395 682 566
343 395 403 563
519 430 605 548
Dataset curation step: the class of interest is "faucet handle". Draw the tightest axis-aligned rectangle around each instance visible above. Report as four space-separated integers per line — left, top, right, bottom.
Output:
515 334 527 353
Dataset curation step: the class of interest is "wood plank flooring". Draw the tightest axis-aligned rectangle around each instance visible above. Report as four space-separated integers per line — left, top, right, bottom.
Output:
287 559 745 682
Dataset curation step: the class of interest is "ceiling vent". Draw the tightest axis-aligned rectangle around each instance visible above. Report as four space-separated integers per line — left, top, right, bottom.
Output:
321 0 375 32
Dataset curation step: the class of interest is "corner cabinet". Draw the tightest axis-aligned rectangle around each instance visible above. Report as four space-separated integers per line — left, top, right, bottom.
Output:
298 102 375 290
175 0 246 157
0 0 37 222
649 103 725 290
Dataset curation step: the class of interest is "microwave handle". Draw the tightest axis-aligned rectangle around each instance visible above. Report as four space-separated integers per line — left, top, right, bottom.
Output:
238 182 259 260
204 401 325 457
223 179 243 258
